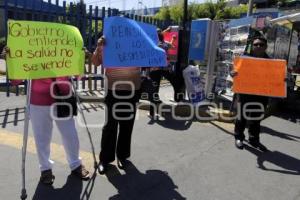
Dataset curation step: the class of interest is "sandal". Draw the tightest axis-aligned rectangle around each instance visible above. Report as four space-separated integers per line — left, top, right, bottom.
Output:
40 169 55 185
71 165 90 180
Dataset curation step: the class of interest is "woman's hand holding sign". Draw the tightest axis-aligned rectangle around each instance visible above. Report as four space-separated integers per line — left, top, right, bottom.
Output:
230 70 238 77
97 36 105 48
0 46 10 60
92 36 106 67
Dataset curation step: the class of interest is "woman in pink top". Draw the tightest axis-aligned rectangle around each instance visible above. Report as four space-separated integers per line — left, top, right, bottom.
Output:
2 47 90 185
92 36 141 174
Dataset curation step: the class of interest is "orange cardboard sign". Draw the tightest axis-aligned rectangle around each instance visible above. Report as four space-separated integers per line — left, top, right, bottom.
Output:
233 56 287 97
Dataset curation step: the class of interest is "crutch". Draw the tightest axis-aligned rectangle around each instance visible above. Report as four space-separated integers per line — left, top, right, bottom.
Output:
20 80 31 200
70 78 98 170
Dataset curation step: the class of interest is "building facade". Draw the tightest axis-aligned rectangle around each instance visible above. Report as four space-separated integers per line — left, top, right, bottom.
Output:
162 0 181 7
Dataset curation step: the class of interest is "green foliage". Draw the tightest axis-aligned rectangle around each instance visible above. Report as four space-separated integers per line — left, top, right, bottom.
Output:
154 7 171 21
190 3 212 19
169 4 183 23
155 1 249 23
215 4 248 19
92 21 102 33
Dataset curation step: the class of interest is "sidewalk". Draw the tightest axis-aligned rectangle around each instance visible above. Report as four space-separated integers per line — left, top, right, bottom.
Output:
0 91 300 200
0 61 297 123
0 58 236 121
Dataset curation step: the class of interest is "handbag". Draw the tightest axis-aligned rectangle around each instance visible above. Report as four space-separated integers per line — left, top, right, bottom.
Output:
52 78 78 118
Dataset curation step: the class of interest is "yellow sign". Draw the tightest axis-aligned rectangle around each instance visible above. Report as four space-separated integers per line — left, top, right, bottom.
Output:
7 20 84 79
233 56 287 97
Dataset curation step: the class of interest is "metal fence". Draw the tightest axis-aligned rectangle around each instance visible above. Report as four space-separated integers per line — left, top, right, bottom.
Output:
0 0 171 96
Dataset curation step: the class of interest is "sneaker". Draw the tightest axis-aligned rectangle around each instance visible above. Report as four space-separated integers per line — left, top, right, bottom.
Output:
249 140 268 152
235 139 244 150
117 159 129 170
147 113 160 120
40 169 55 185
98 162 107 175
71 165 90 180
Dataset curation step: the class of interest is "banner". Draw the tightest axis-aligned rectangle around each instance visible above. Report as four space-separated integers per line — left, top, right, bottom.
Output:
188 19 210 61
163 31 178 62
233 56 287 97
7 20 84 79
103 16 167 68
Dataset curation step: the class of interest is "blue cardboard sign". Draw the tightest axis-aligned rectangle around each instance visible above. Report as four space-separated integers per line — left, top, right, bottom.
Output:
103 16 167 68
188 19 210 61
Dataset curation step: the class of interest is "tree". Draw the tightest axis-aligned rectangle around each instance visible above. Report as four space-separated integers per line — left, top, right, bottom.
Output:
169 4 183 23
154 1 249 23
154 7 171 21
215 4 248 19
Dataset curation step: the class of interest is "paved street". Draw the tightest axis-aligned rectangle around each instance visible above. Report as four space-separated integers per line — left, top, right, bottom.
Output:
0 87 300 200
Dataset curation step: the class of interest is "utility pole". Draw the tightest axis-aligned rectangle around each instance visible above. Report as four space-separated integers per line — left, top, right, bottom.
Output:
247 0 254 16
174 0 189 101
183 0 187 32
122 0 126 11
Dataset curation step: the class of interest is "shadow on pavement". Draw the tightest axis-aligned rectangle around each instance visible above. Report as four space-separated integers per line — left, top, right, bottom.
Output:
80 169 97 200
0 107 25 128
209 121 233 136
147 113 193 131
261 125 300 142
106 160 186 200
32 174 83 200
80 103 105 113
244 144 300 175
274 102 300 124
274 110 300 124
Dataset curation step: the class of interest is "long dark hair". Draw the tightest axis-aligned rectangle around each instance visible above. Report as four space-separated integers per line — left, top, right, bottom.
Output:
158 32 164 42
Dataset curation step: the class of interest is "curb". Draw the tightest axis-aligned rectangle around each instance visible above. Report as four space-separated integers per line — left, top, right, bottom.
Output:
138 99 234 122
78 94 235 123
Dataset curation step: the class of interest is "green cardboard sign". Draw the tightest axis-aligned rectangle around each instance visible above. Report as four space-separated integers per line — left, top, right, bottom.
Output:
7 20 85 79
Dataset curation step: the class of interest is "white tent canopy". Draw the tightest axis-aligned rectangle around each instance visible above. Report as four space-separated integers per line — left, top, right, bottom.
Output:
270 13 300 29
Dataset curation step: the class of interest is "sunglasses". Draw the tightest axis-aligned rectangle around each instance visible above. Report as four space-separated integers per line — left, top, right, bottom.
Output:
253 43 266 47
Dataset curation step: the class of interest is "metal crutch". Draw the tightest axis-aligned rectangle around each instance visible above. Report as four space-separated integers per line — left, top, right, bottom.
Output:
20 80 31 200
70 78 98 170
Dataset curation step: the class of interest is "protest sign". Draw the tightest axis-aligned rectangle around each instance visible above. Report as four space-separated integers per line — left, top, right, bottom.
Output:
7 20 84 79
233 56 287 97
163 31 178 62
103 16 167 68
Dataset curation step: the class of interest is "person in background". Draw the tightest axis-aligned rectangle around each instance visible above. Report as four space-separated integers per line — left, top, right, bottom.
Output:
148 27 177 119
231 35 270 151
92 36 141 174
2 47 90 185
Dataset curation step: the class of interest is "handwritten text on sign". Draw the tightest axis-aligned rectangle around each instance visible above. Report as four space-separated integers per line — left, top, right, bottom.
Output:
7 20 84 79
103 16 167 68
233 56 287 97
